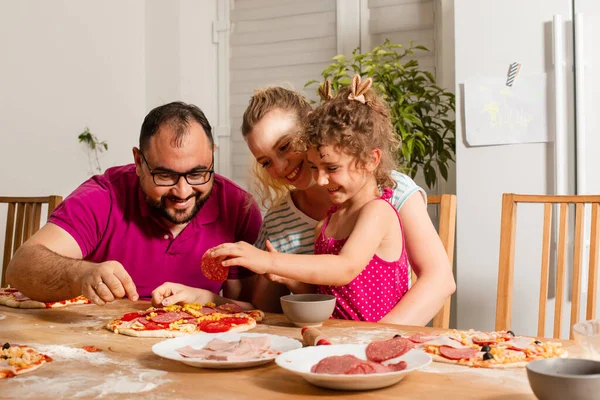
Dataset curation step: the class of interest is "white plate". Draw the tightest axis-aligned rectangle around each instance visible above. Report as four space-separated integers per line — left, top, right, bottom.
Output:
152 332 302 369
275 344 432 391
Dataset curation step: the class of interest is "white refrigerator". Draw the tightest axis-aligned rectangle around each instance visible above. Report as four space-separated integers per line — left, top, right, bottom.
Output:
455 0 600 338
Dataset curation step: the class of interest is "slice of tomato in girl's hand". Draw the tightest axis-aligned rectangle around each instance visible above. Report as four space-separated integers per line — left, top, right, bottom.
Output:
201 249 229 282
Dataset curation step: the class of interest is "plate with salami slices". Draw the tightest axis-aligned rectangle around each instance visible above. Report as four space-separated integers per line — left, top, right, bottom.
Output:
275 342 431 391
152 332 302 369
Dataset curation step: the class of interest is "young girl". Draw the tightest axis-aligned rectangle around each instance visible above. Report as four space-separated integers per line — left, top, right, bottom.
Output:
210 76 413 322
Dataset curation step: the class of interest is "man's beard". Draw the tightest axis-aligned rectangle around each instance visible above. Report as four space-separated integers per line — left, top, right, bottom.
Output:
147 189 212 225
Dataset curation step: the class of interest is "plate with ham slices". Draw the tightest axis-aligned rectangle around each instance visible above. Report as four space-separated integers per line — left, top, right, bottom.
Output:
275 337 432 391
152 332 302 369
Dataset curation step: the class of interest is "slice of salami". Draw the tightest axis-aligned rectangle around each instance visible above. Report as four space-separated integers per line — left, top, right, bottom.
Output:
151 312 192 324
345 362 377 375
366 337 414 362
385 360 408 372
200 307 217 315
201 250 228 282
217 303 243 313
438 345 479 360
310 355 363 374
137 317 168 330
408 333 439 343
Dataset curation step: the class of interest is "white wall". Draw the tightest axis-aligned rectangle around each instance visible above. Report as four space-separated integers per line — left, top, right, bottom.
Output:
0 0 219 275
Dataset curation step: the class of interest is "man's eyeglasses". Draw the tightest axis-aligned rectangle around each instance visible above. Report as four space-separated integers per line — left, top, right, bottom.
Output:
140 152 214 186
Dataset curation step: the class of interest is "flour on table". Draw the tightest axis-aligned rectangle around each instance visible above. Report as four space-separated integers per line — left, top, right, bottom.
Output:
6 371 168 399
0 314 5 320
4 344 170 399
74 370 168 398
35 344 114 364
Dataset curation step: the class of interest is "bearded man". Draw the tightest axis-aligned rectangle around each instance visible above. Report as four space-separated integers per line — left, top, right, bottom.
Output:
7 102 262 306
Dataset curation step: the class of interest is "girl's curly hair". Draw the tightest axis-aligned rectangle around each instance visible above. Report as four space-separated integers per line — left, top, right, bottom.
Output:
298 78 400 189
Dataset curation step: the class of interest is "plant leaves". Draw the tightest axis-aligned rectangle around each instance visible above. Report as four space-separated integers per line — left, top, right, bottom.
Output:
304 40 456 189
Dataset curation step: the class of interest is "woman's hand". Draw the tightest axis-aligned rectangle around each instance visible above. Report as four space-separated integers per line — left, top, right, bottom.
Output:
210 241 275 275
151 282 215 307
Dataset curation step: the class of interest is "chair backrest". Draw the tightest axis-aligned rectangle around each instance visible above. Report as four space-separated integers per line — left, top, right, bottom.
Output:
496 193 600 339
1 196 62 285
411 194 457 329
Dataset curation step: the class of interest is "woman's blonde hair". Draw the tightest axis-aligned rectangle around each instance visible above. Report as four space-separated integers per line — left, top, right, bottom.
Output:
241 87 312 209
298 76 400 189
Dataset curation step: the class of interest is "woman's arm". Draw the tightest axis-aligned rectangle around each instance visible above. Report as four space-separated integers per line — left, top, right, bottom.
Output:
212 201 395 286
378 194 456 326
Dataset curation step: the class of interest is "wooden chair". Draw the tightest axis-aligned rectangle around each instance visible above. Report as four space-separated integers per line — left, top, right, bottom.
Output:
1 196 63 285
496 194 600 339
411 194 457 329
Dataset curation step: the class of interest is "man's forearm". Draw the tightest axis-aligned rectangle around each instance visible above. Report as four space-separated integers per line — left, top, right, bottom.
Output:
6 244 86 302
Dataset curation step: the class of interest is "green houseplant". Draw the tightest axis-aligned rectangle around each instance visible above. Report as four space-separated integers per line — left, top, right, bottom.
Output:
78 127 108 175
306 40 455 189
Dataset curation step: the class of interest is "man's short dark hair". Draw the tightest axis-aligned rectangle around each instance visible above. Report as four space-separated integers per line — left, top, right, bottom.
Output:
139 101 214 152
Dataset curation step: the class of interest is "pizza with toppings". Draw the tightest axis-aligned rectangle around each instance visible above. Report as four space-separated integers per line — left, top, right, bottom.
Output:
403 330 567 369
0 287 91 309
0 342 53 379
106 302 265 338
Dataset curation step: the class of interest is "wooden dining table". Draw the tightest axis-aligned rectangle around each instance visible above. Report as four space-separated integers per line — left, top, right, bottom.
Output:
0 300 577 399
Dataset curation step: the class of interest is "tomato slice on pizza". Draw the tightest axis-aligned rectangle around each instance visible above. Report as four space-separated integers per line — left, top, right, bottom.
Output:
106 302 264 338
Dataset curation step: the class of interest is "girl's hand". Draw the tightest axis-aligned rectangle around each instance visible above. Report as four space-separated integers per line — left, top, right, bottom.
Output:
151 282 214 307
210 241 275 275
264 272 291 286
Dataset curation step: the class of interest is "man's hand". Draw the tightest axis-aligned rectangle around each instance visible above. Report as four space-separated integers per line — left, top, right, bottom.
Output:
75 260 139 305
151 282 215 307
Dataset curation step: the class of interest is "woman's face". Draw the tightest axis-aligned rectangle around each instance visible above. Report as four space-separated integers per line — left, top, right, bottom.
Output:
245 108 314 190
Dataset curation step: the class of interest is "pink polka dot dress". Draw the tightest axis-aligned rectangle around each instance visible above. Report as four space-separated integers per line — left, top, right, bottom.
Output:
315 188 409 322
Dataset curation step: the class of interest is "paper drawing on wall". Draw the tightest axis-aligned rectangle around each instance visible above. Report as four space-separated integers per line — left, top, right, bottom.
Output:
464 72 548 146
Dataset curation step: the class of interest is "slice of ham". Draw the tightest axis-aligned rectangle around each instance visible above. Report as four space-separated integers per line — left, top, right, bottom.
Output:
176 336 273 362
202 338 241 352
439 346 479 360
503 337 534 351
422 336 470 349
471 336 498 345
13 292 32 301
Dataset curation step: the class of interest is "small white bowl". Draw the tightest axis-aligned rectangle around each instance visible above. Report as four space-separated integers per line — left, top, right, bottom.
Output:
280 294 336 327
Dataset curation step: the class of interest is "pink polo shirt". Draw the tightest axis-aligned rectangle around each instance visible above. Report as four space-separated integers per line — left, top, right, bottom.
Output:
49 164 262 298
